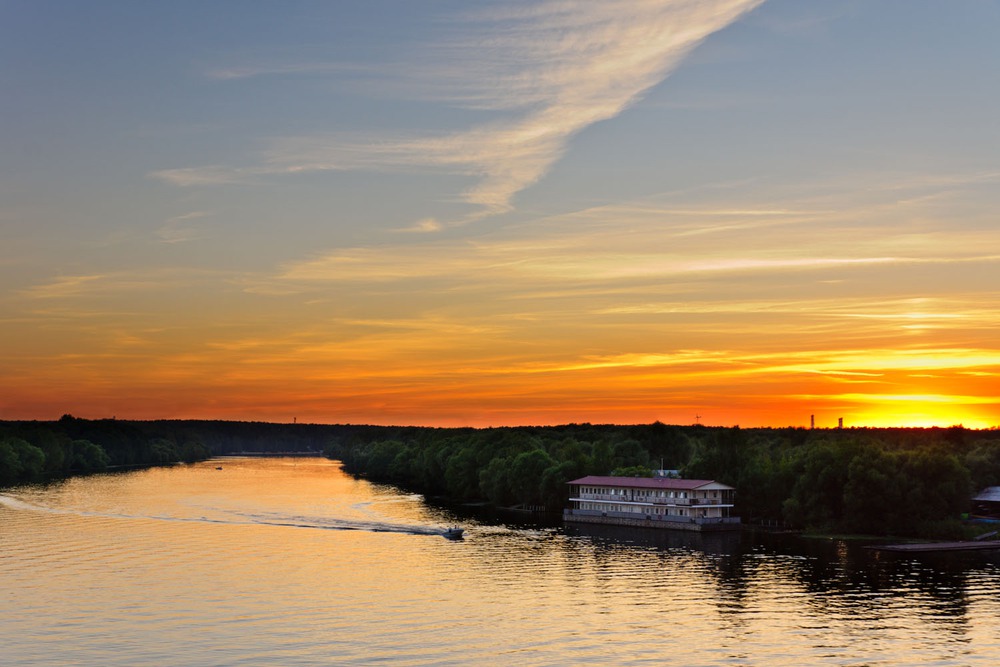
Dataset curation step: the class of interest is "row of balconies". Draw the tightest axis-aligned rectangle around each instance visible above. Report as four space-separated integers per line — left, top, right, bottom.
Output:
575 494 732 506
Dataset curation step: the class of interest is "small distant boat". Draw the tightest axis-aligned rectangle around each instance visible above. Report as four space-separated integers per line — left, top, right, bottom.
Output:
442 527 464 540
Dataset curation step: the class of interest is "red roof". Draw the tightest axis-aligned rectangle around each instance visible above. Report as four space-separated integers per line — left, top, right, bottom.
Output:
567 475 731 491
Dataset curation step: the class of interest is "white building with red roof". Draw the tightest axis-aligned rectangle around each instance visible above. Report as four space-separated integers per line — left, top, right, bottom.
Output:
565 475 740 531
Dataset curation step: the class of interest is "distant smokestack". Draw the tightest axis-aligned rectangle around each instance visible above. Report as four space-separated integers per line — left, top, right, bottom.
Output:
811 414 815 429
838 417 843 429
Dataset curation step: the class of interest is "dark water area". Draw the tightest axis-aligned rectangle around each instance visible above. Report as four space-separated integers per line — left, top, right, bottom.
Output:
2 458 999 666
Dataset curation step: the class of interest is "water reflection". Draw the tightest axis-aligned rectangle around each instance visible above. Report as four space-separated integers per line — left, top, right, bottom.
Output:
558 522 1000 664
564 521 744 554
3 458 1000 666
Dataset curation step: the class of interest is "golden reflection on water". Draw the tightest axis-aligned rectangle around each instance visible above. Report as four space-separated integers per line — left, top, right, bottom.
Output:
2 458 1000 666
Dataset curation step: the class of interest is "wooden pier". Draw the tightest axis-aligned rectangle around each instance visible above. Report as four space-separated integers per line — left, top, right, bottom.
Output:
868 541 1000 553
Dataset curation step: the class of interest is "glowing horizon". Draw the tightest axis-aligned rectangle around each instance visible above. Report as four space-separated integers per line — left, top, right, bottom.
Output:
3 2 999 429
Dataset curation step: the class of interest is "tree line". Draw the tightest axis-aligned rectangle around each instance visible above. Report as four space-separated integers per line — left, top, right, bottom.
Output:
0 415 215 485
328 422 1000 538
5 416 1000 538
0 416 378 486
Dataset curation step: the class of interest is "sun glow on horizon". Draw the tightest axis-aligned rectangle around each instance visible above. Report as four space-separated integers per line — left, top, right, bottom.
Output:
838 394 997 430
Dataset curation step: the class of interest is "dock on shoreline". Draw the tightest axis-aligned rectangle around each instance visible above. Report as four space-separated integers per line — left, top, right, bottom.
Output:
868 541 1000 553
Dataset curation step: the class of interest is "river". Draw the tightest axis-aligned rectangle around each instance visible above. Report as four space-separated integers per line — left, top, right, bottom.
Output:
2 457 999 666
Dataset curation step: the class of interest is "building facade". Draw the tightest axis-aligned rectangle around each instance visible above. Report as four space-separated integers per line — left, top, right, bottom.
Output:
972 487 1000 519
564 475 740 532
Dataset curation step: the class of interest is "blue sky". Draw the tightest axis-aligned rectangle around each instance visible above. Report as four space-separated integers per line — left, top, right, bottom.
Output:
3 1 1000 426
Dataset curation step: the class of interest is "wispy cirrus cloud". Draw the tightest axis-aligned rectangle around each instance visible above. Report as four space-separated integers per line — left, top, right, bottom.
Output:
153 0 764 225
204 62 368 81
157 211 212 244
20 268 233 302
397 218 444 234
271 0 765 222
259 185 1000 290
21 274 109 300
149 166 261 187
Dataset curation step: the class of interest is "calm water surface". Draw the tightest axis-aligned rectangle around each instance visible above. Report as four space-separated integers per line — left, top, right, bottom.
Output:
2 458 1000 666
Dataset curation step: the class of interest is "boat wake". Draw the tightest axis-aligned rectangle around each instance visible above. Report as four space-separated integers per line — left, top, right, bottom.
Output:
0 494 42 513
0 494 457 538
225 509 449 536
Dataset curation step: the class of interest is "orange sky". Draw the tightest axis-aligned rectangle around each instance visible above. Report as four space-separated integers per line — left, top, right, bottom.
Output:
3 2 999 428
6 201 999 428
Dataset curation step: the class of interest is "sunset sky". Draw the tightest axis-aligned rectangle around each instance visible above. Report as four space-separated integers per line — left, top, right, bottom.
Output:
3 1 999 428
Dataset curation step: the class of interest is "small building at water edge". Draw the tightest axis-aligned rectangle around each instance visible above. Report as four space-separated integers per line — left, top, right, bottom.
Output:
564 475 740 532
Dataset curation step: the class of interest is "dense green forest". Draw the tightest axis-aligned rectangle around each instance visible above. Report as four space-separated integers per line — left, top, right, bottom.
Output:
0 415 210 484
326 422 1000 538
0 415 339 485
4 417 1000 538
0 416 400 487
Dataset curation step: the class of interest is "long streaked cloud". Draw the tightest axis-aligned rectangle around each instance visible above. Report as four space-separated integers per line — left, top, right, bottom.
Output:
20 268 234 302
22 274 109 300
522 346 1000 378
204 62 369 81
264 197 997 287
274 244 903 285
153 0 764 224
150 166 261 187
156 211 212 244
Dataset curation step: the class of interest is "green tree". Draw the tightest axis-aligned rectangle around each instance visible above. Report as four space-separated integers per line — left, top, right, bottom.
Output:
364 440 406 479
444 446 482 499
70 439 110 472
388 443 419 485
9 437 45 478
0 439 21 484
902 448 971 531
589 440 614 475
508 448 556 506
147 438 180 463
479 456 515 506
0 434 51 483
608 437 650 472
610 465 653 477
784 439 857 529
965 440 1000 490
540 460 580 509
842 448 904 535
179 439 210 463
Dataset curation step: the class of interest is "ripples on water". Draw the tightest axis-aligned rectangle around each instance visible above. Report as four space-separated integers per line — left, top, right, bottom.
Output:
2 458 999 666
